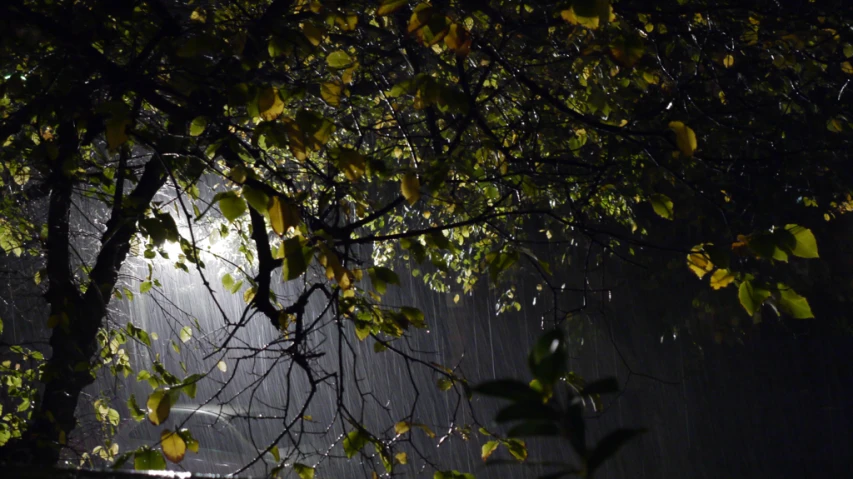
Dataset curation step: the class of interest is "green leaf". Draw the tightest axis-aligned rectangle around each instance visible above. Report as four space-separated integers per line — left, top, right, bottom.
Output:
369 266 400 294
327 50 353 69
146 389 171 425
217 191 247 222
140 281 153 294
242 185 270 214
481 440 499 461
134 448 166 471
777 284 815 319
294 464 315 479
179 326 192 343
189 117 207 136
505 438 527 462
282 237 313 281
784 225 819 258
127 394 146 422
738 280 771 317
343 429 369 458
649 194 674 220
437 377 453 391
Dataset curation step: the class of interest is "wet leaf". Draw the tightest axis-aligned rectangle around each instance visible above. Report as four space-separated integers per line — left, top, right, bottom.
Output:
738 280 771 317
378 0 408 16
179 326 192 343
134 448 166 471
343 429 369 458
668 121 698 157
294 463 315 479
217 191 247 222
709 269 736 290
161 429 187 463
481 440 499 461
649 194 674 220
146 389 171 425
777 284 814 319
401 173 420 205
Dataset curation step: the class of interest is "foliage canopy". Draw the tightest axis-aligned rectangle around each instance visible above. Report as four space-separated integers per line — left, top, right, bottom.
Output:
1 0 851 476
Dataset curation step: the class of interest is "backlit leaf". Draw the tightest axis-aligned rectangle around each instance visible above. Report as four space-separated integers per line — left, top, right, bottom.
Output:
378 0 408 15
134 449 166 471
687 245 714 279
481 440 499 461
401 173 421 205
777 284 814 319
343 429 369 458
161 429 187 463
738 280 771 316
709 269 735 290
668 121 698 157
258 87 285 121
218 191 247 222
294 464 315 479
327 50 353 69
146 389 171 425
649 194 674 220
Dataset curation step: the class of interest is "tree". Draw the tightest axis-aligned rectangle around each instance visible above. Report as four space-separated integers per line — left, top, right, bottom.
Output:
0 0 850 476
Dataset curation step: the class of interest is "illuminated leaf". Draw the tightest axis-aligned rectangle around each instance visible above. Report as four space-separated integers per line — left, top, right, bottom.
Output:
134 449 166 471
302 23 323 46
218 191 247 222
843 61 853 75
395 421 411 435
723 54 735 68
282 236 313 281
668 121 698 157
401 173 421 205
445 24 471 57
343 429 369 458
481 440 499 461
687 245 714 279
242 185 270 214
146 389 171 425
709 269 735 290
777 284 814 319
378 0 408 15
320 81 343 107
189 117 207 136
161 429 187 463
179 326 192 343
738 280 771 316
268 196 300 235
395 452 408 464
326 50 353 69
295 464 315 479
784 224 819 258
258 87 285 121
649 194 674 220
505 438 527 462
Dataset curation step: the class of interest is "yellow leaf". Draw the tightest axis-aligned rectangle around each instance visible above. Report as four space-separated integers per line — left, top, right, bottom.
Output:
687 245 714 279
709 269 735 290
268 196 300 236
668 121 698 157
161 429 187 463
395 452 408 464
146 390 171 426
723 54 734 68
401 173 420 205
378 0 408 16
258 87 285 121
320 81 343 107
394 421 411 435
481 440 499 461
842 61 853 75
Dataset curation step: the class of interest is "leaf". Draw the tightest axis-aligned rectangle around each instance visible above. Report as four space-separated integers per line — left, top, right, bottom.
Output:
269 196 300 235
505 438 527 462
395 422 411 435
127 394 146 422
395 452 408 464
217 360 227 372
343 429 369 458
282 236 313 281
687 245 714 279
649 194 674 220
294 464 315 479
401 172 421 205
242 185 270 214
723 54 735 68
189 117 207 136
445 24 472 57
668 121 698 157
327 50 353 69
369 266 400 294
179 326 192 343
258 87 285 121
302 23 323 46
777 284 815 319
334 149 366 181
784 225 819 258
378 0 408 15
843 61 853 75
738 280 771 317
134 449 166 471
140 281 153 294
586 429 645 473
561 0 611 30
161 429 187 463
481 440 499 461
178 429 199 453
474 380 541 402
146 389 171 425
218 191 247 222
320 81 343 107
709 269 736 290
437 377 453 391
